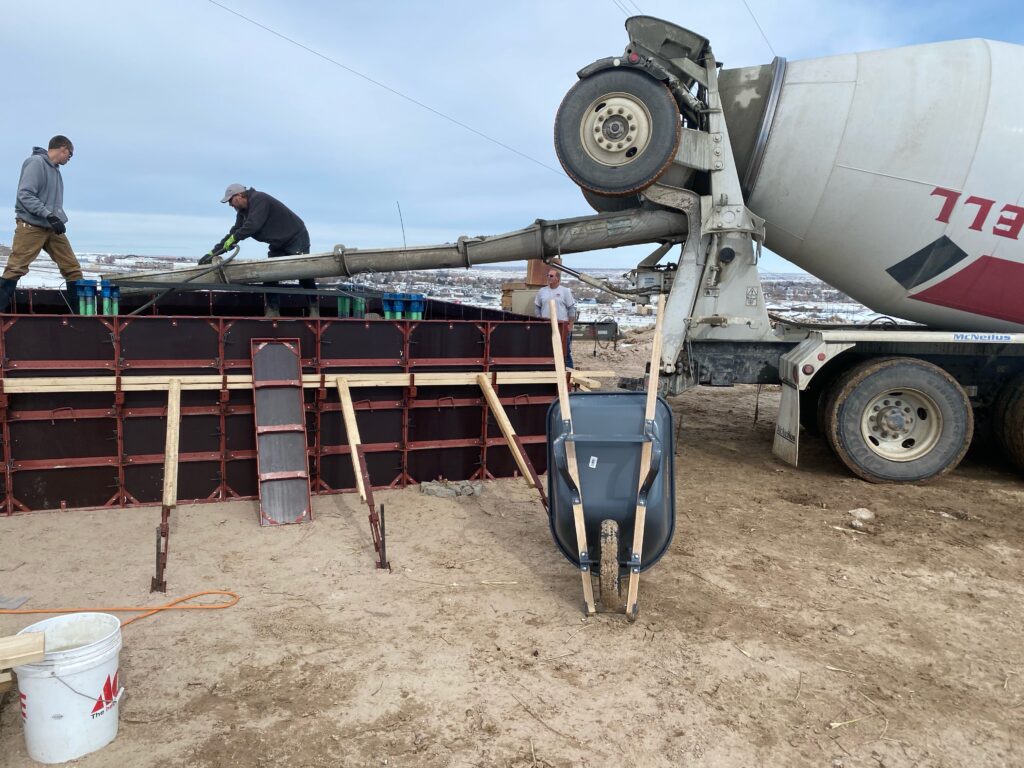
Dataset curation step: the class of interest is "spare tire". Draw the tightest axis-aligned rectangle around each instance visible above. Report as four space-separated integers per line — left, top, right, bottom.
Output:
555 68 681 196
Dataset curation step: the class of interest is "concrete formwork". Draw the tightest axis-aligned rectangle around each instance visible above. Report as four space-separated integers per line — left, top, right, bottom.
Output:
0 287 562 513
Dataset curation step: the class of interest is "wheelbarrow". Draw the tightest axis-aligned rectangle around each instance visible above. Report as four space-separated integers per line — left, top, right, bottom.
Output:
544 300 674 619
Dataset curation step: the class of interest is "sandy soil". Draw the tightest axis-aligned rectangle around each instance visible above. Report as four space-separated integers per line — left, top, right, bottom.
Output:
1 328 1023 767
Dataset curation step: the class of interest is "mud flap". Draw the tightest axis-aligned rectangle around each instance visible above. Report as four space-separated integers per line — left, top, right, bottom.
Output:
773 336 855 467
773 380 800 466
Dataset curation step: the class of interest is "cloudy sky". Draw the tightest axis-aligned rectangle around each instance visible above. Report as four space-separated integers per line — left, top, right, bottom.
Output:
2 0 1022 272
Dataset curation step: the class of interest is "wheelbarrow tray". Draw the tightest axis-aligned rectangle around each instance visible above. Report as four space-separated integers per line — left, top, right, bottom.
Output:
546 392 676 572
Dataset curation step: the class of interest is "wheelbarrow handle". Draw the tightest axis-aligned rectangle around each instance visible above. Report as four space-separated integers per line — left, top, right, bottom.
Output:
552 431 583 505
637 418 663 507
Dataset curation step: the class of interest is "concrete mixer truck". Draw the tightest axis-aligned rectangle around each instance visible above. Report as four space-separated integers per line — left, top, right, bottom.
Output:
111 16 1024 484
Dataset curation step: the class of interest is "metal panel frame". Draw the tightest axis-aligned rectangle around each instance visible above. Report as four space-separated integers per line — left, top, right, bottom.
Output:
251 339 312 526
0 310 558 514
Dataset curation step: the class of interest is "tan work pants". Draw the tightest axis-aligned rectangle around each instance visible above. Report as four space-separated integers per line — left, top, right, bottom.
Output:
3 219 83 282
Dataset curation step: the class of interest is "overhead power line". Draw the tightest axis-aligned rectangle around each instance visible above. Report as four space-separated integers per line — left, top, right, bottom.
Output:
205 0 564 176
741 0 777 57
611 0 643 15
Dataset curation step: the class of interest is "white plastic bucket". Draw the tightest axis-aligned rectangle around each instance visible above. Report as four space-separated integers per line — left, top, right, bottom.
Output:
14 612 123 764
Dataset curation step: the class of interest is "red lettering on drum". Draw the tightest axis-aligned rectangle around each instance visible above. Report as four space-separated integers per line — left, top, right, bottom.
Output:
993 205 1024 240
930 187 960 223
964 196 996 231
930 187 1024 240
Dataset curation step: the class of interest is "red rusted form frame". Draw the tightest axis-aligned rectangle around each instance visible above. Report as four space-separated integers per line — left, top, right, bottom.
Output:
0 316 558 514
356 445 389 571
151 502 170 593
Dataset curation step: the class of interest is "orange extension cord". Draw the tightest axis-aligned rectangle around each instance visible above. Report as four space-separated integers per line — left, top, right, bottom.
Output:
0 591 240 627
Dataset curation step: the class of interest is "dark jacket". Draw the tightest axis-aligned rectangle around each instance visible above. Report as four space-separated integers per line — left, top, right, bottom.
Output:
217 188 307 253
15 147 66 228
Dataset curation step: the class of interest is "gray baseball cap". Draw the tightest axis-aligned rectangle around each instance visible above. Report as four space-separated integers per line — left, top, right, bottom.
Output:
221 183 246 203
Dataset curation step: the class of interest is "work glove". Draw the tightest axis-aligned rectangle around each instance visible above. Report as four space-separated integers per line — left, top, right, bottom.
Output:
198 252 217 266
221 235 236 251
46 215 66 235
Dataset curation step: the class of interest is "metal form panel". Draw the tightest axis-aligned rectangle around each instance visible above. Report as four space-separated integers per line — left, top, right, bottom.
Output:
251 339 311 525
0 291 558 514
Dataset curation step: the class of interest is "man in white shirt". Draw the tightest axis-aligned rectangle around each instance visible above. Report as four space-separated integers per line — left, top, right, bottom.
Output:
534 267 577 368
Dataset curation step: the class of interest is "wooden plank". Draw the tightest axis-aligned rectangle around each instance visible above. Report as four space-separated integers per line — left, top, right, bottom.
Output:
161 379 182 508
485 374 564 382
335 378 367 503
549 301 596 615
568 374 601 389
0 632 44 669
476 374 534 487
0 370 579 394
625 303 666 620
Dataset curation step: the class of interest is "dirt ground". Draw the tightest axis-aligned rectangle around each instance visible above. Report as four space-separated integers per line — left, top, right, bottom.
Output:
1 327 1023 767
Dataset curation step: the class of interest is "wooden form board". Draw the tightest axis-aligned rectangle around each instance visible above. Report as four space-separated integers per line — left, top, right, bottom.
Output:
0 370 598 393
0 632 44 669
476 374 535 488
251 340 312 525
335 378 368 503
162 379 182 508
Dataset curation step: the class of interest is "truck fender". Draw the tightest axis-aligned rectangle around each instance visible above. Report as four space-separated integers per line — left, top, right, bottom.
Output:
576 56 671 83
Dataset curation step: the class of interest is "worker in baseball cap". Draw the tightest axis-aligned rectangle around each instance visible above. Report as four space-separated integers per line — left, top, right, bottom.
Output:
201 184 317 317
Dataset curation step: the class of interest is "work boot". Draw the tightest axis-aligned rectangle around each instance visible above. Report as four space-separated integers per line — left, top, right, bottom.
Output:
0 278 19 313
264 305 281 318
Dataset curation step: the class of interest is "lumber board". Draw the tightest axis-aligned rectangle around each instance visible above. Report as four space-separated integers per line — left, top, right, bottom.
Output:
569 374 601 389
549 301 596 615
335 378 367 503
161 379 182 508
625 304 666 618
476 374 534 487
0 632 44 669
0 370 580 394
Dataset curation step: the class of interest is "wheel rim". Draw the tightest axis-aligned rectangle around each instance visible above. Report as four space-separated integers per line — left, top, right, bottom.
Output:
579 92 653 167
859 388 943 462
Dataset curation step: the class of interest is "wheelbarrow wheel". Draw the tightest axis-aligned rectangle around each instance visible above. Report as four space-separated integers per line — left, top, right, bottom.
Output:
599 519 621 611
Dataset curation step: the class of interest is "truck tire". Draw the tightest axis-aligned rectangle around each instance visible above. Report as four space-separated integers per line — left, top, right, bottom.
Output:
822 357 972 483
799 386 822 436
993 373 1024 471
554 68 681 196
582 188 644 213
800 362 850 437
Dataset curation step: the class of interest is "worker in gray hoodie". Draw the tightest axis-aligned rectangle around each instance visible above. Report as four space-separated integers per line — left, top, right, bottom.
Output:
0 136 83 312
